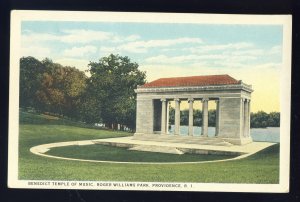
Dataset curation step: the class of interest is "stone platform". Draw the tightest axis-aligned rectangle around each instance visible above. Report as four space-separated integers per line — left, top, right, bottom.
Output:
129 145 184 154
93 136 275 156
133 134 233 146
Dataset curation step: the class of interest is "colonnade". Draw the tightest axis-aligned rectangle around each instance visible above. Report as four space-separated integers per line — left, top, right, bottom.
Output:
160 97 250 137
242 98 251 137
160 98 220 137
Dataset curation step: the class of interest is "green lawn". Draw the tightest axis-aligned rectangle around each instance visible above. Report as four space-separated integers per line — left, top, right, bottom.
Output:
19 111 279 183
46 144 238 162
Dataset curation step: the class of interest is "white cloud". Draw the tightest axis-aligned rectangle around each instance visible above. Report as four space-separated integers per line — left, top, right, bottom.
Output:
61 29 113 44
118 45 147 53
125 34 141 41
132 37 203 48
229 49 264 56
21 45 52 60
55 58 90 73
187 42 254 54
22 30 141 45
269 45 282 55
143 41 263 66
63 45 97 57
111 34 141 43
99 47 117 53
145 54 199 64
116 37 203 53
145 53 256 65
21 32 60 46
161 48 178 52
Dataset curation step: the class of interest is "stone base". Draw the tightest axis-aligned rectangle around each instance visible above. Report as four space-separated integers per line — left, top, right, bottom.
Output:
129 145 184 154
219 136 253 145
134 133 253 146
133 133 233 146
92 136 274 156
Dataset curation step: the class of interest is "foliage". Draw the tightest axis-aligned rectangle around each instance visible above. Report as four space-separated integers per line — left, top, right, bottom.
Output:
87 54 146 129
20 57 87 119
169 108 216 127
169 107 280 128
20 55 146 130
20 56 44 108
251 111 280 128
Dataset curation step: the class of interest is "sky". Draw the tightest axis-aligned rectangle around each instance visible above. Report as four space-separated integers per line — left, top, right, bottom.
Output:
21 21 283 113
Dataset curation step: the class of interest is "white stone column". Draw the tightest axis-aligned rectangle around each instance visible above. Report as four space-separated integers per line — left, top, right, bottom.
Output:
248 100 251 137
215 100 219 136
243 99 249 137
245 99 251 137
174 98 181 135
166 101 169 134
188 98 194 136
161 98 167 135
202 98 209 137
240 98 245 137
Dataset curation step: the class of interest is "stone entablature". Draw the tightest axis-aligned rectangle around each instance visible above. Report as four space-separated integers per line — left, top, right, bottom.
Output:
134 75 253 145
136 83 253 93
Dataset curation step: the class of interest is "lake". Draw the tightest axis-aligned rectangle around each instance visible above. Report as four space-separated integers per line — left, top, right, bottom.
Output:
169 125 280 143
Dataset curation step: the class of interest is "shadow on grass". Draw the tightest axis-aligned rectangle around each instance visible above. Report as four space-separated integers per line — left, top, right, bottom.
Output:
20 110 109 130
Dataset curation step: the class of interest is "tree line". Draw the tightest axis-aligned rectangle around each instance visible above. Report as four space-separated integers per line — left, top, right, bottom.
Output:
168 108 280 128
250 111 280 128
20 55 146 131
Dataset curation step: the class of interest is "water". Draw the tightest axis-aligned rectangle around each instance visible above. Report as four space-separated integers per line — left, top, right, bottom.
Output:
250 127 280 143
169 125 280 143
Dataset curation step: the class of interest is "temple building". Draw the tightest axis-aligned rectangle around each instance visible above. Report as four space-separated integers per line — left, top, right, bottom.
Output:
134 74 253 145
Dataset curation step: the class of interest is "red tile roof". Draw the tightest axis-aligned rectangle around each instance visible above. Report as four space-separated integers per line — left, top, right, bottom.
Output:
141 74 240 88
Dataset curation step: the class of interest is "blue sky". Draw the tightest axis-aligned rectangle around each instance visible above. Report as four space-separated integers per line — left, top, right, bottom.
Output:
21 21 283 112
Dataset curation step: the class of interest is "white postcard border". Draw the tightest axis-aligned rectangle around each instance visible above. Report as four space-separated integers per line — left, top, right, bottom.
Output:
8 10 292 192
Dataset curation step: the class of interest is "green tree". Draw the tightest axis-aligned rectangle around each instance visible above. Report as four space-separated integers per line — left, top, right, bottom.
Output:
87 54 146 130
194 109 202 126
20 57 45 108
20 57 88 118
77 89 102 124
208 109 216 127
180 110 189 125
267 112 280 127
250 111 269 128
169 107 175 125
36 59 87 117
169 108 215 127
61 65 87 118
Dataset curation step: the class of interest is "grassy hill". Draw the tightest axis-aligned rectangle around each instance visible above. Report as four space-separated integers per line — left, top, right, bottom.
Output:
18 111 279 183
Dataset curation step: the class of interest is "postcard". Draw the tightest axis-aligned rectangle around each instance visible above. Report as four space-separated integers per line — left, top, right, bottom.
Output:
8 11 291 192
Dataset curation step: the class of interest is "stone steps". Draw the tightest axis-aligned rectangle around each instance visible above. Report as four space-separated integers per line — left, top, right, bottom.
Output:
133 134 232 146
128 145 184 154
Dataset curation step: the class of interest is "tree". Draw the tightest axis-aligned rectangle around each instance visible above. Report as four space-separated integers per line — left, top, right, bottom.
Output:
250 111 269 128
77 89 102 124
20 57 88 119
20 57 45 108
208 109 216 127
35 59 87 117
87 54 146 130
169 107 175 125
193 109 202 126
180 110 189 125
267 112 280 127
